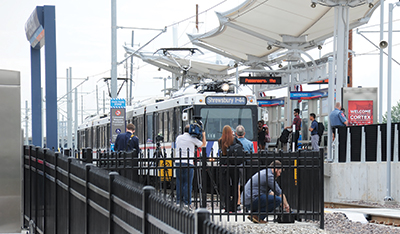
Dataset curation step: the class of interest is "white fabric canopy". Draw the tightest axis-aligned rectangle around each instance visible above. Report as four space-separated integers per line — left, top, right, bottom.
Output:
189 0 380 63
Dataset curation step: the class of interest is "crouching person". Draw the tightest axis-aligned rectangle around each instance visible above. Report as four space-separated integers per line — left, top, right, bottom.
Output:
242 160 290 223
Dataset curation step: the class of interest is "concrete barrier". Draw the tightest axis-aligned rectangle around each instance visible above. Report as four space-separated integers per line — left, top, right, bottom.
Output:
324 162 400 203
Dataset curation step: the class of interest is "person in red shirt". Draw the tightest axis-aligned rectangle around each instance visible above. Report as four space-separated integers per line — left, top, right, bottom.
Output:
285 108 301 151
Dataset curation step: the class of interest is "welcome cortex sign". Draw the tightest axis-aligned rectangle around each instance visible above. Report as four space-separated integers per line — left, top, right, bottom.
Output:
348 100 373 125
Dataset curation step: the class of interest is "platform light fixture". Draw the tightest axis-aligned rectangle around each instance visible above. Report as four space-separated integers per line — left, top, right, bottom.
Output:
318 45 323 50
311 2 316 8
221 83 230 92
278 64 283 68
266 45 272 50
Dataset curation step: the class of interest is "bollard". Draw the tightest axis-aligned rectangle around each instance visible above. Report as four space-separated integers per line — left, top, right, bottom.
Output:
108 172 119 234
142 186 155 234
195 208 210 234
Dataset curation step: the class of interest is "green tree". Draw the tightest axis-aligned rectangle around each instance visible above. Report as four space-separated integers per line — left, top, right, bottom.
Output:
383 100 400 123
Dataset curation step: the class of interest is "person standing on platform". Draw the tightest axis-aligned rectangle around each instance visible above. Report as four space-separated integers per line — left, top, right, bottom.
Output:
309 113 319 151
285 108 301 151
114 123 139 153
235 125 254 211
218 125 244 212
175 125 206 207
329 102 348 141
257 120 266 150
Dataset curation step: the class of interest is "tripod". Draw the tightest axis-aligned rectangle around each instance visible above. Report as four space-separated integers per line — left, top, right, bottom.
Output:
196 160 220 207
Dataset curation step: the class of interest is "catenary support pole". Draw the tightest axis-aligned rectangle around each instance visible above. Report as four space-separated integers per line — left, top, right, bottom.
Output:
111 0 117 98
74 88 78 149
67 67 72 149
379 0 384 123
384 3 396 202
327 57 334 162
129 30 134 105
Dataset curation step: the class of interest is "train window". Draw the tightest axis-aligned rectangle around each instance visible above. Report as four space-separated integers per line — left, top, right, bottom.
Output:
157 112 163 139
164 111 169 142
146 114 153 143
107 123 110 149
175 107 182 136
137 116 144 144
169 110 175 142
200 107 255 141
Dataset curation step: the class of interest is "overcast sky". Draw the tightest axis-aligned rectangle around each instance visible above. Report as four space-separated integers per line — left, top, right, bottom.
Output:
0 0 399 126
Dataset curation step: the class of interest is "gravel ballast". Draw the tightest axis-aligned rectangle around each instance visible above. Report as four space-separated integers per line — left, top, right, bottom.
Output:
225 212 400 233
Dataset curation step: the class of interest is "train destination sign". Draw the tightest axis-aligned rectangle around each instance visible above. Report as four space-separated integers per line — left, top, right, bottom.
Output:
239 76 282 85
205 96 247 105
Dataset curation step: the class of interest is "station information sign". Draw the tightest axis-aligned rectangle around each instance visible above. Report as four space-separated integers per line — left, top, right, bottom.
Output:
110 99 126 145
239 76 282 85
205 96 247 105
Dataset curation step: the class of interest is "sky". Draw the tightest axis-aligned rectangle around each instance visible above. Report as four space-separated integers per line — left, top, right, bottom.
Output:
0 0 400 130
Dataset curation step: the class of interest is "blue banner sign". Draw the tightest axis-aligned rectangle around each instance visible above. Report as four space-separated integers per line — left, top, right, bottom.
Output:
290 89 328 100
205 96 247 105
257 98 285 107
110 98 126 108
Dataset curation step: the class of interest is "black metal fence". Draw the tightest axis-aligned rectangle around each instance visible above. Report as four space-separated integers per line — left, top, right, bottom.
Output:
22 145 235 234
71 147 324 229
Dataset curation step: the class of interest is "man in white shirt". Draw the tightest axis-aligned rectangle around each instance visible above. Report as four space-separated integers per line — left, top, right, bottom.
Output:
175 125 206 206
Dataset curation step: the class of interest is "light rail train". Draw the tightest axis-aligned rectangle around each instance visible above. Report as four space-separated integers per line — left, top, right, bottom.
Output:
77 83 259 157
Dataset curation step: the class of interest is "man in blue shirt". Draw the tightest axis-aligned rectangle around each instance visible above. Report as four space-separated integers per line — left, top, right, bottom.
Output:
309 113 319 151
114 123 139 153
329 102 348 140
235 125 254 153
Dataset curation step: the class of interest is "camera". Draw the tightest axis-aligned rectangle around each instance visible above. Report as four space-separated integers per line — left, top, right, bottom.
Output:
189 116 203 140
156 133 164 143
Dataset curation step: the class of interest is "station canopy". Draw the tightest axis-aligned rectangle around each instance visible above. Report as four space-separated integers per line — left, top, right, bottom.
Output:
188 0 380 65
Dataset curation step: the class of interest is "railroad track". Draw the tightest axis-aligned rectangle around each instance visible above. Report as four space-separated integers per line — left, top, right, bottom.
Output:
324 202 400 227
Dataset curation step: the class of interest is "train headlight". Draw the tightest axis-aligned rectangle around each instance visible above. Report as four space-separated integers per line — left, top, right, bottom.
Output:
221 83 230 92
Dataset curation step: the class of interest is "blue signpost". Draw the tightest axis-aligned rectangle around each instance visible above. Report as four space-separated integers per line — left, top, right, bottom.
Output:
25 6 58 149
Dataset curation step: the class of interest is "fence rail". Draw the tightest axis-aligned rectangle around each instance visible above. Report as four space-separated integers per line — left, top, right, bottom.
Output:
69 146 324 229
22 145 234 234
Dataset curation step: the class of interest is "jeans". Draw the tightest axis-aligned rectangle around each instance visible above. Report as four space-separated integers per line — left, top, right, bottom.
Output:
311 134 319 151
245 194 282 220
175 163 194 205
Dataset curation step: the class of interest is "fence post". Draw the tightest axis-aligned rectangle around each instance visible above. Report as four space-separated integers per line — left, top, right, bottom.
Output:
201 147 207 208
195 208 210 234
142 186 155 234
67 158 72 234
54 152 59 233
43 149 47 234
377 125 382 162
108 172 119 234
361 126 366 163
85 164 93 234
319 148 324 229
346 128 351 162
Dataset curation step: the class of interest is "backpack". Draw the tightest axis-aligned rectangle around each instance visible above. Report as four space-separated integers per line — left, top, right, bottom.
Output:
226 138 244 165
317 122 325 137
280 129 290 144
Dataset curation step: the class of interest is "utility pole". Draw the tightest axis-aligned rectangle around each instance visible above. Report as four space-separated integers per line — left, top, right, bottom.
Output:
111 0 118 98
347 29 353 87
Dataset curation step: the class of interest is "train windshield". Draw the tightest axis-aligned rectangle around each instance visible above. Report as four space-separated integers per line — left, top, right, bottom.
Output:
200 107 255 141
